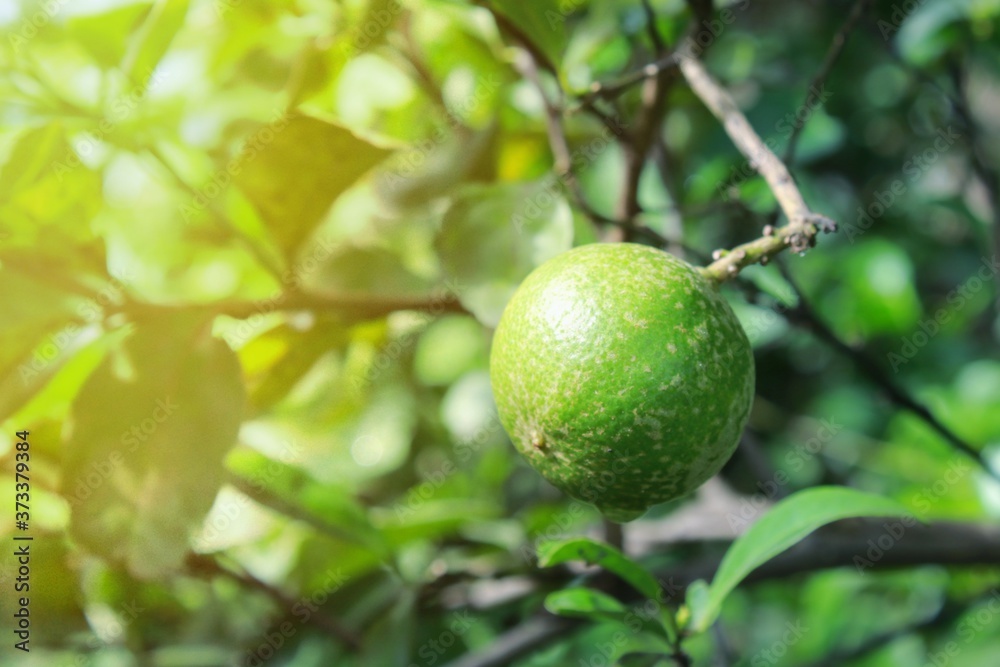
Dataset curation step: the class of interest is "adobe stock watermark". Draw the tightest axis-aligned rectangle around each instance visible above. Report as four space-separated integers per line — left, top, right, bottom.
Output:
886 254 1000 372
221 235 341 348
60 598 147 666
576 578 685 667
726 418 844 532
338 0 402 58
923 589 1000 667
353 278 466 390
718 85 833 201
876 0 928 41
7 0 70 51
193 439 304 551
750 620 809 667
518 452 641 565
843 126 961 243
18 270 134 384
407 611 477 666
392 410 502 522
242 566 348 667
741 285 797 345
380 74 503 192
65 397 179 507
52 70 171 181
178 109 289 223
854 459 971 575
511 116 628 235
672 0 753 63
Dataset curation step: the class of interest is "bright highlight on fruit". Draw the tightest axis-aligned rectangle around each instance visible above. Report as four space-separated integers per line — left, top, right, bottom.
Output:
490 243 755 522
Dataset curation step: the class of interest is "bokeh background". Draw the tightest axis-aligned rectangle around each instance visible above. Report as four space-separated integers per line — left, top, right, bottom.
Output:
1 0 1000 665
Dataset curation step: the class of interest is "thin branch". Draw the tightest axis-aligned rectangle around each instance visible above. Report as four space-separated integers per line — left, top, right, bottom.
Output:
443 614 580 667
778 264 1000 483
612 1 678 241
783 0 871 162
510 50 619 233
447 520 1000 667
676 55 837 280
144 145 287 284
478 1 558 76
117 290 467 322
186 554 362 650
947 59 1000 287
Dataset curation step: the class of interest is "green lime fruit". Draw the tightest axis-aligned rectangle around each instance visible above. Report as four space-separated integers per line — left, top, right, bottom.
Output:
490 243 754 522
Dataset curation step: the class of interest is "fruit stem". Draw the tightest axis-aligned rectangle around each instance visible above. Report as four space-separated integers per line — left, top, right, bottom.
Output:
678 53 838 283
698 215 837 284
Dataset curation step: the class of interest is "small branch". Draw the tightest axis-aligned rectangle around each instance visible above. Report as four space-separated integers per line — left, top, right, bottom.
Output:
118 290 467 322
510 50 618 233
676 55 837 280
186 554 362 650
783 0 871 162
947 59 1000 290
478 1 558 76
144 145 287 284
778 264 1000 483
442 614 580 667
612 0 678 241
447 520 1000 667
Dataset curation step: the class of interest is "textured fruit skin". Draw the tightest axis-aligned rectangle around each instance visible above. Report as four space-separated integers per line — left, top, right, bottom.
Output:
490 243 755 522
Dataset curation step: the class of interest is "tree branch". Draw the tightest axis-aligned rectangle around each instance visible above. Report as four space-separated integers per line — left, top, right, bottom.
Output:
783 0 871 162
675 55 837 281
120 290 467 322
611 0 678 242
777 264 1000 483
186 554 362 650
445 519 1000 667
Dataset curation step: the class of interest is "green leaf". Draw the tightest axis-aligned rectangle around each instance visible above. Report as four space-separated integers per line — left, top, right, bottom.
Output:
235 114 392 259
488 0 568 70
435 181 573 326
688 487 913 633
121 0 191 85
538 537 663 602
64 313 246 579
66 3 153 70
0 126 104 244
544 587 627 621
301 245 431 298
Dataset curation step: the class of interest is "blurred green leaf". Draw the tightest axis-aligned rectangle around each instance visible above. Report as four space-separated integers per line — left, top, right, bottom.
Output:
538 537 662 602
64 313 245 579
66 3 153 70
122 0 191 85
236 115 392 259
688 487 912 633
544 587 627 621
435 181 573 326
488 0 568 70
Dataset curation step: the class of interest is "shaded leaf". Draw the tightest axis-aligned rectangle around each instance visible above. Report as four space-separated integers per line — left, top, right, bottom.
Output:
64 313 245 579
436 181 573 326
538 537 663 602
66 3 153 70
122 0 191 85
236 114 392 259
488 0 568 70
544 587 627 621
688 487 912 632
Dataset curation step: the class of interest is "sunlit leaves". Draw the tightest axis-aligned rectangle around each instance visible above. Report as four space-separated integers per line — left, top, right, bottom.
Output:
235 115 392 260
685 487 912 633
121 0 191 86
64 313 245 579
436 181 573 326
